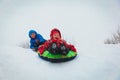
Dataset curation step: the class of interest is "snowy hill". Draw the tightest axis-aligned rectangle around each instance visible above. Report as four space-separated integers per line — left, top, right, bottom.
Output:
0 0 120 80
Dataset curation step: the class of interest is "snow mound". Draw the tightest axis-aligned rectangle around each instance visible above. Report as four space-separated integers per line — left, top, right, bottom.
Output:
17 40 30 49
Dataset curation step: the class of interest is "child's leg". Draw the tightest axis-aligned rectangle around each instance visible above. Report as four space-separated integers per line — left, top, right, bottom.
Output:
59 44 69 55
47 43 59 54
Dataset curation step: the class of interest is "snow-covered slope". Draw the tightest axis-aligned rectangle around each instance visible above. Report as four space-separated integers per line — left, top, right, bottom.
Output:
0 0 120 80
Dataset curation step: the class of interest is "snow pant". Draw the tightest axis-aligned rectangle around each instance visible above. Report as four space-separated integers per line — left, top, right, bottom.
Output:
47 43 69 55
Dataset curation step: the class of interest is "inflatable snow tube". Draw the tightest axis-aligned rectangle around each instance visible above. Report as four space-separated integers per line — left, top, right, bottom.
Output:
38 50 77 62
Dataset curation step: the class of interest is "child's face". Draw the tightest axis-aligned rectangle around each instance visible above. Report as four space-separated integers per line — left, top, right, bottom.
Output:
30 33 36 38
52 32 61 40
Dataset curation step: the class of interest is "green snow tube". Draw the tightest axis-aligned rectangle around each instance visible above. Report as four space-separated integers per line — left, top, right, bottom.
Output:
38 50 77 62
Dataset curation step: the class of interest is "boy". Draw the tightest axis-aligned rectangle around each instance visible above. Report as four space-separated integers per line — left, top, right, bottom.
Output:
29 30 46 51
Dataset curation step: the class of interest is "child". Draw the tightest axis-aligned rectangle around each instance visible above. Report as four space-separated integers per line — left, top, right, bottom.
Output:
29 30 46 51
38 28 76 55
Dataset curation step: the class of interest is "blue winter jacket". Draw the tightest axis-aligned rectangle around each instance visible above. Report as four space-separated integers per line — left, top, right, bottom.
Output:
29 30 46 49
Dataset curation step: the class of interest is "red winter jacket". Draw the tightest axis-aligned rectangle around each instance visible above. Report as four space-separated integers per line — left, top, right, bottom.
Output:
38 39 77 55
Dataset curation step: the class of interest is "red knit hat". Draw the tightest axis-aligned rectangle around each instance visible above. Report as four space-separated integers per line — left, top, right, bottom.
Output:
50 28 61 39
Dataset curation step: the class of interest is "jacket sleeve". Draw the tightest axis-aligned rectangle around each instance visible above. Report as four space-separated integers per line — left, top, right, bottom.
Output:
37 34 46 43
38 40 51 55
30 40 35 49
62 40 77 52
67 44 77 52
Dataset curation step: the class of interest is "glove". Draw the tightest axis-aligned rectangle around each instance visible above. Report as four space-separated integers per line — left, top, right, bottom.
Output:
70 46 77 52
68 44 77 52
38 46 45 55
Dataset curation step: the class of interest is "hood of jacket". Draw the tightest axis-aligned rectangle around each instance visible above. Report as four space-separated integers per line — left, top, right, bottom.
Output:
29 30 37 38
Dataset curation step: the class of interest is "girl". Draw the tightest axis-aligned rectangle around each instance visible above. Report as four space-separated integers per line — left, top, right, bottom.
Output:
38 28 76 55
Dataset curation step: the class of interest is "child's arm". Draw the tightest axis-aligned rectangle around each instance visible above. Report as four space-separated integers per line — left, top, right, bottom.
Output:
30 41 38 51
30 40 35 49
38 40 51 55
37 34 46 43
62 40 77 52
67 44 77 52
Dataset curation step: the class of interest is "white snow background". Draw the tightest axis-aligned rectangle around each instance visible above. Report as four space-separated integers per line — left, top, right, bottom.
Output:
0 0 120 80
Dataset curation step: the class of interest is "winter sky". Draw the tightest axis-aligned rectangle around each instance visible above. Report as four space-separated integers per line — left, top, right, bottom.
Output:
0 0 120 45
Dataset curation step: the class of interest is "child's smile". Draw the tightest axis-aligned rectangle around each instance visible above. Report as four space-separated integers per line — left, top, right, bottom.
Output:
52 32 61 40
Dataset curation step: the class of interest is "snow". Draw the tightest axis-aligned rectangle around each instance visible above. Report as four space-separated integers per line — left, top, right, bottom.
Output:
0 0 120 80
